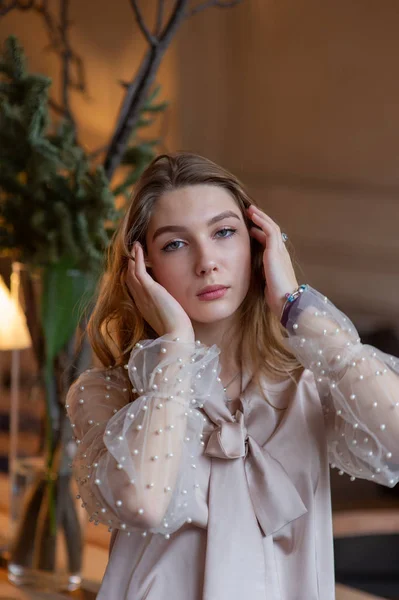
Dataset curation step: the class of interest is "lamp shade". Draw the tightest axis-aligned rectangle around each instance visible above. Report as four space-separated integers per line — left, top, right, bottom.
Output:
0 275 31 350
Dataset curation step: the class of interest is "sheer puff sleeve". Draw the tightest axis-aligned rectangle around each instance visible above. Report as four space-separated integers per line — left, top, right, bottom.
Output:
283 285 399 487
66 335 221 538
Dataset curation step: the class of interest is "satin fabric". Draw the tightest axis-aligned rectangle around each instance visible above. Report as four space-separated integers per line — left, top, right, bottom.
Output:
73 285 399 599
98 368 335 600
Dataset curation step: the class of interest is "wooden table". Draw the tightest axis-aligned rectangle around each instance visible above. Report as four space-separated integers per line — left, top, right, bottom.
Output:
0 568 97 599
0 571 387 599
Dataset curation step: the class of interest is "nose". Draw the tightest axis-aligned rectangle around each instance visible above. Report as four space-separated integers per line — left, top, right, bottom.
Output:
197 261 218 277
195 243 219 277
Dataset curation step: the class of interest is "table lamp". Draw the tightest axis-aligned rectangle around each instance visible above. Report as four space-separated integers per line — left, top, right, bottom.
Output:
0 274 31 556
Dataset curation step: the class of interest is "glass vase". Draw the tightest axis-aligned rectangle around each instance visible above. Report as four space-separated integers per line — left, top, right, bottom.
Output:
7 262 90 592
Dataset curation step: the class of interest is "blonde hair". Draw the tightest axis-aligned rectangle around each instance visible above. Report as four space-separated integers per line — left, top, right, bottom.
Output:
88 152 303 397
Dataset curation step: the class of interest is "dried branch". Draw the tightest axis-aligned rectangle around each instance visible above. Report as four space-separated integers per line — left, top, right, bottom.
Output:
48 98 67 117
58 0 84 131
38 0 85 90
1 0 86 131
36 0 59 47
104 0 190 179
60 0 73 125
129 0 158 46
88 144 109 160
0 0 18 16
37 0 85 134
159 0 190 43
188 0 242 17
155 0 165 36
104 0 242 179
2 0 242 179
0 0 34 17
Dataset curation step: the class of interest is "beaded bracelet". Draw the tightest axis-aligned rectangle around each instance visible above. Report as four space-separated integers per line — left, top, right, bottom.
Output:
280 284 308 327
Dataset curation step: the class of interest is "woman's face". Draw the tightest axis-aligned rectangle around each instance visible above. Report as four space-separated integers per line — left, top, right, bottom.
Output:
144 184 252 326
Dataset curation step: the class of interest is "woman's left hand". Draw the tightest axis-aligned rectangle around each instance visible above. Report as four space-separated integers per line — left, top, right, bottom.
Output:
247 205 299 319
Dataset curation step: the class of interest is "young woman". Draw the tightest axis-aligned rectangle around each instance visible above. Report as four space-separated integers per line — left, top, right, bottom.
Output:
66 152 399 600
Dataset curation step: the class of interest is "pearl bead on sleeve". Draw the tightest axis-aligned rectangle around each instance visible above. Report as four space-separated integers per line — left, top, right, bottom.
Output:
66 335 221 537
284 285 399 488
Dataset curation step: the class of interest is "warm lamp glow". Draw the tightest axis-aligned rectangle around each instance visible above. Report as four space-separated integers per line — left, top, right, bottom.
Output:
0 276 31 351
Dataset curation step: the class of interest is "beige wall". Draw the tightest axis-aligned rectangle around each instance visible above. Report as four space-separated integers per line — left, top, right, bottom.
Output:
176 0 399 330
1 0 399 329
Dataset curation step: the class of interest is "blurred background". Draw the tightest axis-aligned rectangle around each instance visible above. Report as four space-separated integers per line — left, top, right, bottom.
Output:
0 1 399 599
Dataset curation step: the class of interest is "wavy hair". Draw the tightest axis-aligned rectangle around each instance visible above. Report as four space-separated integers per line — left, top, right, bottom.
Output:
88 153 303 397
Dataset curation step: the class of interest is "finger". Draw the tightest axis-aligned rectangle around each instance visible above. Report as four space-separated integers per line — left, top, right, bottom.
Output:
134 243 154 287
249 226 267 246
247 206 282 236
249 210 285 250
248 213 280 249
127 244 145 295
248 204 275 220
126 263 141 307
248 206 281 234
128 252 139 287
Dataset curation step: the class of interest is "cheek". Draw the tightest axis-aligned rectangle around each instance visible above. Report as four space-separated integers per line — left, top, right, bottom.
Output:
233 238 252 279
240 252 253 298
151 259 186 295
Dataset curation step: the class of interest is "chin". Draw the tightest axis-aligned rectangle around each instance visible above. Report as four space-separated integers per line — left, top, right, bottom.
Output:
188 302 241 325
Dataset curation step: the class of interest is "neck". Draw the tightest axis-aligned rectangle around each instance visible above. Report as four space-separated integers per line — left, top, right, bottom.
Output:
192 316 242 380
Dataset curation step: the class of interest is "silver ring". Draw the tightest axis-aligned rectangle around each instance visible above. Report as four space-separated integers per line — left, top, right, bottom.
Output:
282 232 288 243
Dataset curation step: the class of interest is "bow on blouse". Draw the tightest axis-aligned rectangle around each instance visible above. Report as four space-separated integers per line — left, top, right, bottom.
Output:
204 410 308 537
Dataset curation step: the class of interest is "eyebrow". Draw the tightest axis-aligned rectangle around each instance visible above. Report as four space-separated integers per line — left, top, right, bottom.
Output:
151 210 241 242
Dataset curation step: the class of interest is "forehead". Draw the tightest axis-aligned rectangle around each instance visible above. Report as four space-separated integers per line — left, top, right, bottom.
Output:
148 184 239 229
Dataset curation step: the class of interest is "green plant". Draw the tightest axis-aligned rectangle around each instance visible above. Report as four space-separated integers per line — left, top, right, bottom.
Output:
0 36 166 573
0 32 166 475
0 36 166 270
0 0 243 584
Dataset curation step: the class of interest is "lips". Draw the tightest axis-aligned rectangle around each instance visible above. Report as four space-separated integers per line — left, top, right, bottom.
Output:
197 285 228 296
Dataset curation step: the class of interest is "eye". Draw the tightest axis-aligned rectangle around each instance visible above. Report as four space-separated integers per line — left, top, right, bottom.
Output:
162 240 185 252
215 227 237 239
161 227 237 253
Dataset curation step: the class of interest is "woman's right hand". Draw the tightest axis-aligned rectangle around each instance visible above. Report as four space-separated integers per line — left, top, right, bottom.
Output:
126 242 195 342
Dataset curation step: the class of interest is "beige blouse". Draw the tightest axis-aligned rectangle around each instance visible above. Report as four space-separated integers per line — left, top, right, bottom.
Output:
66 286 399 599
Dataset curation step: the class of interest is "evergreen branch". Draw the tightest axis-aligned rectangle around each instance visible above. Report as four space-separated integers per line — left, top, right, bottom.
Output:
0 172 30 199
0 34 119 270
1 1 86 129
75 212 103 264
53 202 78 258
